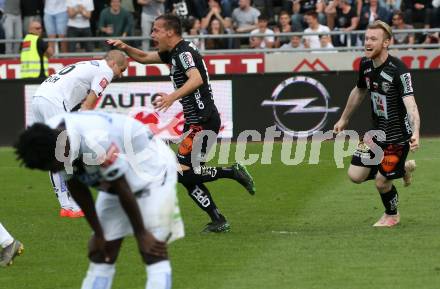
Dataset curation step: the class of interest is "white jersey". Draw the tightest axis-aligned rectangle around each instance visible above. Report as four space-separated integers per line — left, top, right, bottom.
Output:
46 111 177 193
35 60 114 112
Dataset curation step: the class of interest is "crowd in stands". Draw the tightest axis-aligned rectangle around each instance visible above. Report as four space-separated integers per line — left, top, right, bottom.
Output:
0 0 439 54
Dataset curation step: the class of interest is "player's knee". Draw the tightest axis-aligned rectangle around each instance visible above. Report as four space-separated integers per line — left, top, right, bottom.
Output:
141 252 168 265
375 178 392 193
347 171 365 184
88 250 118 264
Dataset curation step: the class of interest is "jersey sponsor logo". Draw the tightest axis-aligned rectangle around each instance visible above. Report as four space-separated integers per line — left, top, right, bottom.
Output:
371 92 388 119
400 73 413 94
261 76 339 137
101 143 120 168
99 78 109 89
90 60 100 66
179 52 195 70
363 68 372 74
382 81 391 93
380 71 393 82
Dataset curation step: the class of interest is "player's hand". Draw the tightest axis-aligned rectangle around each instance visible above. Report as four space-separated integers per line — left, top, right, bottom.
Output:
409 133 420 152
107 39 127 50
333 118 348 134
88 234 111 262
153 92 175 112
136 231 168 258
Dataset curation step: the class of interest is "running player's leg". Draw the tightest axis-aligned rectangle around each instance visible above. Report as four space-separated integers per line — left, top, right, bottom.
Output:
373 143 410 227
33 96 82 216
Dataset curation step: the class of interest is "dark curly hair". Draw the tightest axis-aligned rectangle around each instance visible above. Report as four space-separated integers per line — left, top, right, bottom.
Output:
14 123 58 170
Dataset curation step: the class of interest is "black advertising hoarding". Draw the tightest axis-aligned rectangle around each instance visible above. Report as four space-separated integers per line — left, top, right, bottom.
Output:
0 70 439 146
229 70 439 138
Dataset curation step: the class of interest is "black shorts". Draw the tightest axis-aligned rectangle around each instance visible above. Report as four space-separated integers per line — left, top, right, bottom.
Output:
177 110 221 167
351 140 410 180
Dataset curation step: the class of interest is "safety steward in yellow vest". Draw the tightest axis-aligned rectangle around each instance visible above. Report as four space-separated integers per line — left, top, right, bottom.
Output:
20 21 53 78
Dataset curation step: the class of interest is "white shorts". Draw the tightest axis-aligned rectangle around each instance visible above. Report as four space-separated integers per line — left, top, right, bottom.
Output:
31 96 65 124
95 161 185 243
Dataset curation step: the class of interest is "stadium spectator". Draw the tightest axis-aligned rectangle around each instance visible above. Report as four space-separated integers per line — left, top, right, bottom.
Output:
0 223 23 267
44 0 68 53
359 0 391 30
138 0 165 51
290 0 326 30
184 16 204 49
313 34 337 51
90 0 107 37
201 0 228 30
0 0 5 54
274 10 297 48
303 10 331 49
403 0 432 28
66 0 94 52
391 11 415 45
231 0 260 33
326 0 359 46
434 0 440 27
21 0 43 35
98 0 133 46
205 17 230 49
279 34 304 49
165 0 196 19
250 14 275 48
219 0 239 17
379 0 402 12
3 0 22 55
20 20 53 78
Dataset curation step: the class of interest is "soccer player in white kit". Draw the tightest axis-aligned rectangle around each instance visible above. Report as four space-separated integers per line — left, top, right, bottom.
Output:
15 111 184 289
0 223 23 267
31 50 128 218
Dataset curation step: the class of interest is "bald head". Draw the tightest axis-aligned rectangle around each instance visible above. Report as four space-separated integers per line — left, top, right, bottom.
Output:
104 50 128 80
104 50 127 67
28 21 43 36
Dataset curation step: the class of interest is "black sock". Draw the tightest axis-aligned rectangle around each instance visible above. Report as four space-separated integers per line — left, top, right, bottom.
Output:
180 166 234 184
379 185 399 215
182 182 223 222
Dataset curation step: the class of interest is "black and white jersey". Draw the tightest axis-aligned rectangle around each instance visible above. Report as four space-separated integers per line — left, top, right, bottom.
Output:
159 40 216 124
357 55 414 144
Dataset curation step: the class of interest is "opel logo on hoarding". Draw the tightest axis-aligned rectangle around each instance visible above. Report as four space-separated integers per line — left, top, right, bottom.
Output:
261 76 340 137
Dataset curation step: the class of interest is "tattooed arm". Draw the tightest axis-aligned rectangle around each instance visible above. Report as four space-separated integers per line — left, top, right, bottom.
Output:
403 95 421 152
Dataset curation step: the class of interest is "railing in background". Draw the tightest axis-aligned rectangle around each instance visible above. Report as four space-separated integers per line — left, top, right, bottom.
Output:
0 28 439 59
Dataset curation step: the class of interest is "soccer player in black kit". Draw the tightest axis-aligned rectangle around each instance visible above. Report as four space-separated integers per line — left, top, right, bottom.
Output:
108 14 255 233
334 21 420 227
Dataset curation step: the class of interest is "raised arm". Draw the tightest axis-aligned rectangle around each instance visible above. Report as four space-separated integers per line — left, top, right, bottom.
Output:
106 39 163 64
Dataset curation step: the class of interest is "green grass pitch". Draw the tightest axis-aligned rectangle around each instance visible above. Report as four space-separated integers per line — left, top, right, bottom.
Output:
1 140 440 289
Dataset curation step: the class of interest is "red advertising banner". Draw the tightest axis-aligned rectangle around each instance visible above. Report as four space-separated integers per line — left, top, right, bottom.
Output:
0 54 264 79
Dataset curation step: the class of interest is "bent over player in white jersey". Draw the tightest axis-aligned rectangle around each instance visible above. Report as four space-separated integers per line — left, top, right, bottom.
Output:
15 111 184 289
31 50 128 218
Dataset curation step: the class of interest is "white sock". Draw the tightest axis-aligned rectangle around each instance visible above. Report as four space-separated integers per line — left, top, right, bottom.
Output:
81 262 115 289
146 260 172 289
50 171 72 209
0 223 14 248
